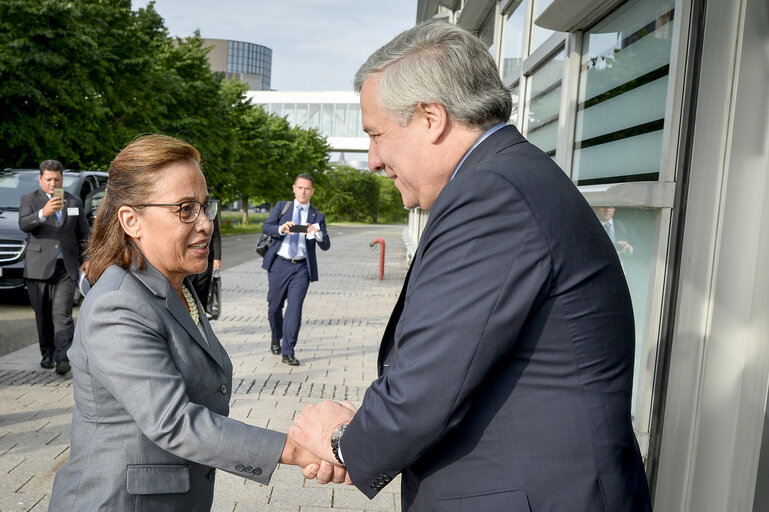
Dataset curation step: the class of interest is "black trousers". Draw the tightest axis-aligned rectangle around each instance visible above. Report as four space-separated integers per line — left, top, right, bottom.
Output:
26 260 76 363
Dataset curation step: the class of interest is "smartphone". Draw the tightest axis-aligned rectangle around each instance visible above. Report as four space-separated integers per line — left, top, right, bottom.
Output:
289 224 308 233
53 188 65 201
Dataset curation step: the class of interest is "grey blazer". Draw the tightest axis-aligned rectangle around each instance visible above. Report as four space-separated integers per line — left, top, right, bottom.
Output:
50 262 285 511
18 188 89 281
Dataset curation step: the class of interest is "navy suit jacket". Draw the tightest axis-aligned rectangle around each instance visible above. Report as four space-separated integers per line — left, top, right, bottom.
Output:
261 200 330 281
341 126 651 511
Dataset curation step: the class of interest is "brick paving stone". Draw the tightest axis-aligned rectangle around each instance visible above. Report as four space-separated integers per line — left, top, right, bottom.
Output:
0 224 406 512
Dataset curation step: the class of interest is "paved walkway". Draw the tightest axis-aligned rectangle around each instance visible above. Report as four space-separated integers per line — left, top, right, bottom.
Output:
0 224 408 512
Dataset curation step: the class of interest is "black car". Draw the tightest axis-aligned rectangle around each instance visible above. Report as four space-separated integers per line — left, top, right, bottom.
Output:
0 168 108 292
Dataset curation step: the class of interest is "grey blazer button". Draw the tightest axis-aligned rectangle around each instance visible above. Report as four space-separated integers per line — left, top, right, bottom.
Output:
244 465 253 473
208 468 216 481
235 464 245 471
219 384 227 394
252 467 262 475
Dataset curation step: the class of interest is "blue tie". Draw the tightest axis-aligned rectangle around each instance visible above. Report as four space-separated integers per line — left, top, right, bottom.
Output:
55 210 61 224
603 222 615 243
288 204 302 258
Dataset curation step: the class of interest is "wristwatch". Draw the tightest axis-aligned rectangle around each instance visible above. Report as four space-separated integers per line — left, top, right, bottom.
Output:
330 423 348 465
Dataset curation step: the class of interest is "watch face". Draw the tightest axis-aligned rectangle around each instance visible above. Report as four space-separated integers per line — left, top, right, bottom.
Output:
331 423 348 464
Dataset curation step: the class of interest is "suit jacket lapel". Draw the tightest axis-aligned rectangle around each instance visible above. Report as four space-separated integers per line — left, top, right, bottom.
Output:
377 256 416 376
130 261 225 369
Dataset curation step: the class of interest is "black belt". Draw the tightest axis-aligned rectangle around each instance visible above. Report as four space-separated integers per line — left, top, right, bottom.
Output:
277 255 306 264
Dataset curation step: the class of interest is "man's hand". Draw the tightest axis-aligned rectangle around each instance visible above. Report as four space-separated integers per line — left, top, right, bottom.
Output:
306 223 319 235
616 240 633 255
282 436 352 485
289 400 357 464
279 221 296 234
42 196 64 217
302 460 353 485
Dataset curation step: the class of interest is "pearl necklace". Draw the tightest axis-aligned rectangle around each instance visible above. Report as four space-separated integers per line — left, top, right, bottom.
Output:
181 285 199 325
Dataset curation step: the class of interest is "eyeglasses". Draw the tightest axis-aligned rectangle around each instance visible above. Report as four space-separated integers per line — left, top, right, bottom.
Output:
135 199 219 223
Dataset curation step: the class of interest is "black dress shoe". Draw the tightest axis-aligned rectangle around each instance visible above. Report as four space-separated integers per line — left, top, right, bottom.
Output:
40 356 54 369
270 340 281 355
55 360 71 375
282 354 300 366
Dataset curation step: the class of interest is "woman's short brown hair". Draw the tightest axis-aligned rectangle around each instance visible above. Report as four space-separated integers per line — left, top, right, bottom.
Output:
86 134 201 283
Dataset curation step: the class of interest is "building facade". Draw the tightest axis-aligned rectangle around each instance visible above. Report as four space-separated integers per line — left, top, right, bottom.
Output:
203 38 272 90
415 1 769 511
247 90 370 169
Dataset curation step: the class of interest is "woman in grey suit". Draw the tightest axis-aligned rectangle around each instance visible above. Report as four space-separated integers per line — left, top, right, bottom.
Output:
50 134 343 511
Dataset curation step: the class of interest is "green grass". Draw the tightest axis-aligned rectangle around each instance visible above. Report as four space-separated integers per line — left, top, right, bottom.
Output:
220 211 269 235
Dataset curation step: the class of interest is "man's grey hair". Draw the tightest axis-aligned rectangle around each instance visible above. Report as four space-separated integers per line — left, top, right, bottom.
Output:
354 20 512 130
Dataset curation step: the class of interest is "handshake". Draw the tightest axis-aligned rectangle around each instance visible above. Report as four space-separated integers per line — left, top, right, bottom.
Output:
282 399 359 485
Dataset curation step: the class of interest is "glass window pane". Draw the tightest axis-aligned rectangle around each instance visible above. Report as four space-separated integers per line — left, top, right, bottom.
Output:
308 104 321 130
348 104 362 137
334 104 348 136
524 50 564 158
283 103 296 126
510 82 521 128
502 3 526 81
530 0 556 51
592 206 656 414
295 104 308 130
321 104 334 136
572 0 675 185
478 8 495 56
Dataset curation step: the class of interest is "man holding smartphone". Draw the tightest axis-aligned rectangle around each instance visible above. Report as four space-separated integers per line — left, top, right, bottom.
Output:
261 173 330 365
18 159 90 375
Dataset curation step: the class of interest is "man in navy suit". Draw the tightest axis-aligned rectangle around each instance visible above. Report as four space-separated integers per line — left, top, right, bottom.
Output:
18 160 90 375
290 21 652 511
261 174 330 366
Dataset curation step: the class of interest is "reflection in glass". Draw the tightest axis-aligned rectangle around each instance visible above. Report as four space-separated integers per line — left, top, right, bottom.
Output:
510 82 521 128
283 103 295 126
348 104 362 137
530 0 555 51
478 8 496 57
295 104 308 130
572 0 675 185
502 2 526 82
308 104 320 130
322 104 334 136
593 206 655 411
525 50 564 158
334 104 348 137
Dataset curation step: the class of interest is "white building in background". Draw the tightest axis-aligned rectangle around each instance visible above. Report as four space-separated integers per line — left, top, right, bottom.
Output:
246 90 369 170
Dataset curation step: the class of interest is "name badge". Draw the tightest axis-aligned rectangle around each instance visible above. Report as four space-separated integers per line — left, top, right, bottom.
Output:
67 207 79 215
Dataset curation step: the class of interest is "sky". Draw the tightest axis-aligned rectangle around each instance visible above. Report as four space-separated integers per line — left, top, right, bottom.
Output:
130 0 417 91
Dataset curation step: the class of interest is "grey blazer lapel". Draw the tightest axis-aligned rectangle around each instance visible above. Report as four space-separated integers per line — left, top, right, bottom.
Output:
130 262 225 369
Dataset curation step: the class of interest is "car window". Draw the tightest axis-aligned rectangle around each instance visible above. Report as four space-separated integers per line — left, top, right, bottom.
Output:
0 173 39 209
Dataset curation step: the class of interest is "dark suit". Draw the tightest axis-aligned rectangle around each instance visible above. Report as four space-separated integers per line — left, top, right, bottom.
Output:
341 126 651 511
190 212 221 312
261 201 330 355
19 188 89 363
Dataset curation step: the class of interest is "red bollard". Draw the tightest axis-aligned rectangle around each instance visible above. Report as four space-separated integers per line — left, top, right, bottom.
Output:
369 238 385 280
